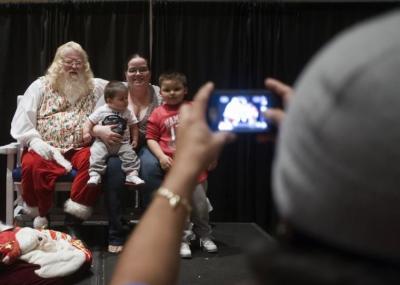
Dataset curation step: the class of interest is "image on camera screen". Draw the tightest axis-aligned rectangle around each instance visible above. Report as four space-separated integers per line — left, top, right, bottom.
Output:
208 92 272 133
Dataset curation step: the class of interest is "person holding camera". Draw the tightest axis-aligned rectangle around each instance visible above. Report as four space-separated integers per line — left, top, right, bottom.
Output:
83 81 145 187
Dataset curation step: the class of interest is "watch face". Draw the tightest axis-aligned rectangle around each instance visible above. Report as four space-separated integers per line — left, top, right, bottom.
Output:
157 187 190 212
170 196 179 207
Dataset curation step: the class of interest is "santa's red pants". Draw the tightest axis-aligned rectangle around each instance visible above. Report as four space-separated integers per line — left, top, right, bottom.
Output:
21 147 101 217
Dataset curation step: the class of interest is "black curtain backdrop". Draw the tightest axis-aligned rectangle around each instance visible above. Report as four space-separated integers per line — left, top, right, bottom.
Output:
0 1 397 232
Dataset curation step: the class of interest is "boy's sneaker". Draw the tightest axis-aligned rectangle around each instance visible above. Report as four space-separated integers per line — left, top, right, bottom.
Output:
87 175 101 185
125 174 145 186
200 237 218 253
180 242 192 258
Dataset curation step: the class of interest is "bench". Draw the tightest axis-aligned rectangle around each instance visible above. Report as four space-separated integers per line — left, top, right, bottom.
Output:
1 96 140 226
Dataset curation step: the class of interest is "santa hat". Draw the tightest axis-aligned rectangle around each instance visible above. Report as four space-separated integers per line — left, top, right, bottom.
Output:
0 223 20 264
18 228 90 278
15 227 43 254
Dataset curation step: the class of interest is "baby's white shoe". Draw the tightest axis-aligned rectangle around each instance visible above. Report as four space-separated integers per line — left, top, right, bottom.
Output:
87 175 101 185
125 173 145 186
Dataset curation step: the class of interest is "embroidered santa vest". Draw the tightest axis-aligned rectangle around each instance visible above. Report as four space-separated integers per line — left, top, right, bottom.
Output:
36 80 99 152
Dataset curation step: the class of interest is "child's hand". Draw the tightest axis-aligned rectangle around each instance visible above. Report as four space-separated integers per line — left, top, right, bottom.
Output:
83 133 92 145
159 155 173 171
131 140 138 149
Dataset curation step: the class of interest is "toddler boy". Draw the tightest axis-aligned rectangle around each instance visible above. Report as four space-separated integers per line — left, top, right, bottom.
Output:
146 72 217 258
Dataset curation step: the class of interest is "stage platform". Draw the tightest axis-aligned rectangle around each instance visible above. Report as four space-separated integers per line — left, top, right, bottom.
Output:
71 222 272 285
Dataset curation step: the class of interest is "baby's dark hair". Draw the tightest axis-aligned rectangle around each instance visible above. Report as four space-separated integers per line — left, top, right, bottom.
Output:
104 81 128 102
158 71 187 88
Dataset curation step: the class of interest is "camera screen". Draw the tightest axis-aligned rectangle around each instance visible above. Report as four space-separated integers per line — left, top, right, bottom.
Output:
207 90 276 133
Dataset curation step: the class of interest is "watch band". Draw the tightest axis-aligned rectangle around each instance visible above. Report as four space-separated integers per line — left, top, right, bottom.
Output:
156 187 192 213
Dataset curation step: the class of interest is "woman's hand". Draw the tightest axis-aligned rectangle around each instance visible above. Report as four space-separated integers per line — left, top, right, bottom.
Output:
92 124 123 146
263 78 293 126
174 82 235 178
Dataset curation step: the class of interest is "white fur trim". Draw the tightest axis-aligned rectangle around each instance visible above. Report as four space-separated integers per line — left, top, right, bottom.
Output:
23 202 40 218
2 256 10 264
0 221 13 232
33 216 49 229
64 199 92 220
52 148 72 172
20 239 86 278
16 227 41 254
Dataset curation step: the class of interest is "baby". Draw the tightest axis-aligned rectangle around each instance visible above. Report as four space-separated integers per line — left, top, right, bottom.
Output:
83 81 144 186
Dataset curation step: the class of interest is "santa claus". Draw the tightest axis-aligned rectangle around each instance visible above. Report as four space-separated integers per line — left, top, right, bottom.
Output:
10 41 108 234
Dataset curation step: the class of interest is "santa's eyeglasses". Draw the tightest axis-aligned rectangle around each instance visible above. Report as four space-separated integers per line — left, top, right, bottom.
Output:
63 59 83 67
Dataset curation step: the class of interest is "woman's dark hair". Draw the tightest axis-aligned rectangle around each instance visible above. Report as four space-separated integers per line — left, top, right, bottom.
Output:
125 53 149 71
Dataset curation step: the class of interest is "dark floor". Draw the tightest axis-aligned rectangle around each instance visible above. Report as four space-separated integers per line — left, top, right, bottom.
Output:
67 222 272 285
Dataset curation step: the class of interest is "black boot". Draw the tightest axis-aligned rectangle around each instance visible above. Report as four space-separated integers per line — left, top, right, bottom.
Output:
64 213 84 241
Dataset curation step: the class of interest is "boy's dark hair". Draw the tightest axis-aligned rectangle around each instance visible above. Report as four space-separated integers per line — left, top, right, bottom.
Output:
158 72 187 87
104 81 128 102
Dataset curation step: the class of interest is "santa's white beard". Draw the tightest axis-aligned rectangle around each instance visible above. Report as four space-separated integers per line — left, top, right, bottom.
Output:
58 73 89 105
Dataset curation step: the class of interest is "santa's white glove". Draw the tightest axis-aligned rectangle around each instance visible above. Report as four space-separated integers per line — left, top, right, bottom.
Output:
29 138 53 160
29 138 72 172
52 149 72 173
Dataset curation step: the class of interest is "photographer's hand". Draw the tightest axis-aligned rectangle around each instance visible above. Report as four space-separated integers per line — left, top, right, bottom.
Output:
263 78 293 126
